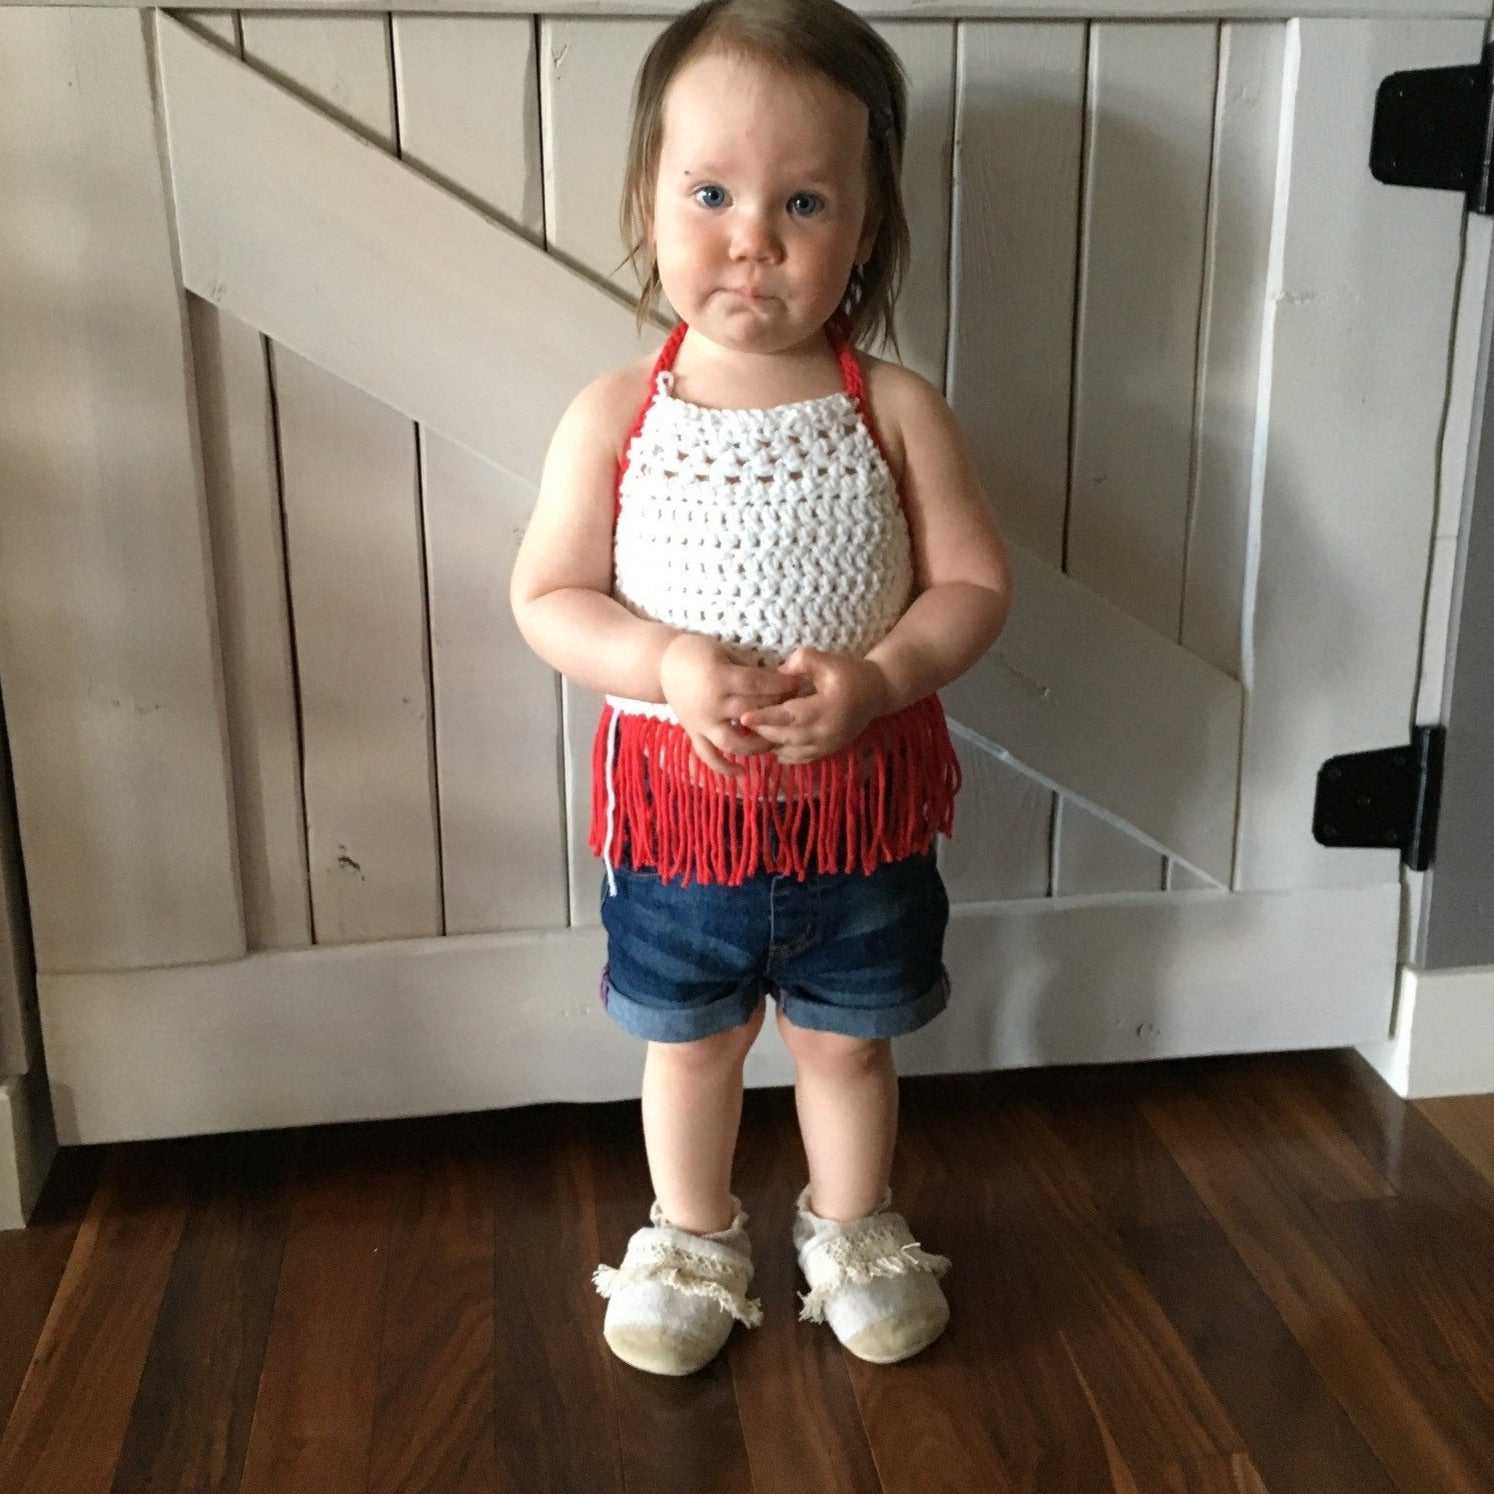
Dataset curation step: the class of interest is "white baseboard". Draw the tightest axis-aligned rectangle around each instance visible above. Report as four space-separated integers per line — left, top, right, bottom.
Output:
1357 964 1494 1099
0 1066 58 1230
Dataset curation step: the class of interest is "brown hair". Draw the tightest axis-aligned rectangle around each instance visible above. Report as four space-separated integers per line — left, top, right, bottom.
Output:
617 0 910 356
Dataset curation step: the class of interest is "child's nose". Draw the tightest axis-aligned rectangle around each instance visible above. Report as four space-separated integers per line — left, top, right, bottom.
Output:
729 210 782 262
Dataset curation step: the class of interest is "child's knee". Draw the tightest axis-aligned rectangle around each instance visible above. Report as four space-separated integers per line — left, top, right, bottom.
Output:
777 1007 886 1067
654 1000 764 1068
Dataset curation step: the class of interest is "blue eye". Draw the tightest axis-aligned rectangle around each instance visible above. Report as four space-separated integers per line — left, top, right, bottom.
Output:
693 184 727 208
788 192 825 217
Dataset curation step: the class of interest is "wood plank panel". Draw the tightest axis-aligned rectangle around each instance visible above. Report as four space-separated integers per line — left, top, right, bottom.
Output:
1069 23 1216 640
540 17 667 296
1055 800 1164 895
179 12 312 952
39 882 1396 1143
870 21 954 387
188 298 313 951
395 16 568 933
0 720 40 1075
942 541 1242 884
1183 22 1283 684
1058 21 1216 895
266 340 441 943
28 0 1494 16
238 16 441 946
566 681 605 927
941 729 1051 901
1235 18 1480 891
944 20 1085 904
0 9 244 974
393 15 544 247
239 13 395 148
156 14 653 488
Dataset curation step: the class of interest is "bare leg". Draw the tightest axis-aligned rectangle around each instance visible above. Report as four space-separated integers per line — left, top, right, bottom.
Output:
640 1002 765 1235
780 1012 899 1222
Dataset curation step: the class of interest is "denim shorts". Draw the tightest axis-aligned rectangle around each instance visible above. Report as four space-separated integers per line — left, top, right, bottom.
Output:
598 847 951 1044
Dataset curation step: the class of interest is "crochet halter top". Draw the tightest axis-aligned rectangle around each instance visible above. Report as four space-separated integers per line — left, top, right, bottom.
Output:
590 320 961 889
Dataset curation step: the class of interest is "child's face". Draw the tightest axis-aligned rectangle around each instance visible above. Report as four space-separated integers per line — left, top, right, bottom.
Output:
651 50 875 358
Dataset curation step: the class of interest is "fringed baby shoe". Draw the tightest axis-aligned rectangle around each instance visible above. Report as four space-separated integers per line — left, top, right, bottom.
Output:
793 1183 952 1364
593 1194 763 1376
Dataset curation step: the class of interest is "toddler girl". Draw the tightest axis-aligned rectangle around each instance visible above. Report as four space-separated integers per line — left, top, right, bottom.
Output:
511 0 1011 1376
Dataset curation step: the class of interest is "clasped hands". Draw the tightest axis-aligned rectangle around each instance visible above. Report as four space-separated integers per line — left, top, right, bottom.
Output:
658 632 892 779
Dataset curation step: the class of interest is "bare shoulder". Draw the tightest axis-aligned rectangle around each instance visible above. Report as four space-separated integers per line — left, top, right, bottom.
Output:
857 355 956 485
512 352 657 607
564 352 656 465
856 352 1009 593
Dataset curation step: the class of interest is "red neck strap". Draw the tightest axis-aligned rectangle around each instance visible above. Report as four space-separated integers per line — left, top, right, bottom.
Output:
648 320 863 399
616 319 901 517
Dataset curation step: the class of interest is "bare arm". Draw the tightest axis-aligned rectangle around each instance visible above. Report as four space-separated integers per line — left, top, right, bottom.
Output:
861 369 1013 713
509 371 679 702
510 370 799 771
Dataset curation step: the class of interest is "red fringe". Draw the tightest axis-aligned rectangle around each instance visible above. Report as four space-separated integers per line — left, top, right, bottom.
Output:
589 695 963 886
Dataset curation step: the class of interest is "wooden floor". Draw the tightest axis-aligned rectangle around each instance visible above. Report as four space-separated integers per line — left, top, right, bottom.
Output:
1 1048 1492 1493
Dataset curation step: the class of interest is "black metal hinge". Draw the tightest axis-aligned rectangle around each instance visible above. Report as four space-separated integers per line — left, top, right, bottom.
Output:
1371 42 1494 214
1313 725 1445 871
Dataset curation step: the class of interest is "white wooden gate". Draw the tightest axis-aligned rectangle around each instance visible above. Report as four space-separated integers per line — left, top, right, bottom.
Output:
0 3 1482 1145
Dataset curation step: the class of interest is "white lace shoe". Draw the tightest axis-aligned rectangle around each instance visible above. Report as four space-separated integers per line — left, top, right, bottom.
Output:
593 1194 763 1376
793 1183 951 1364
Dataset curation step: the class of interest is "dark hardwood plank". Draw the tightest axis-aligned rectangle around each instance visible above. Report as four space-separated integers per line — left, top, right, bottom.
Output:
1306 1195 1494 1453
969 1087 1241 1474
2 1048 1488 1493
0 1136 200 1494
0 1140 103 1436
1416 1093 1494 1194
586 1088 755 1494
729 1082 884 1494
1201 1059 1395 1204
1143 1451 1271 1492
898 1072 1124 1494
236 1118 402 1494
1143 1077 1493 1492
1288 1050 1494 1225
1035 1067 1401 1494
110 1127 301 1494
841 1071 1075 1494
488 1100 625 1494
367 1110 498 1494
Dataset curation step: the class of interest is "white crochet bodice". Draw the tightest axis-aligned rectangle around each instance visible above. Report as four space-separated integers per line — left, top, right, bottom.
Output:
612 369 913 674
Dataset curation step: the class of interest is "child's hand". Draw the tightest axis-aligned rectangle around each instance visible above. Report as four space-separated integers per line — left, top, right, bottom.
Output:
659 633 802 779
736 647 892 765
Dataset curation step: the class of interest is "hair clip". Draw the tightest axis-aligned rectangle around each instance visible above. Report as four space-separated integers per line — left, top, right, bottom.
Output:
870 104 895 141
